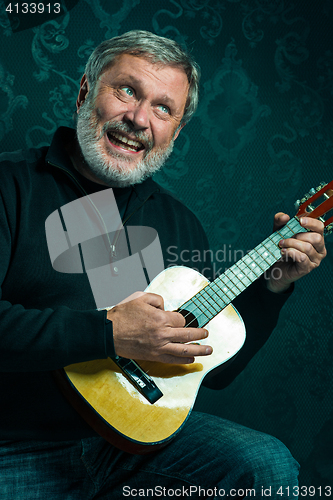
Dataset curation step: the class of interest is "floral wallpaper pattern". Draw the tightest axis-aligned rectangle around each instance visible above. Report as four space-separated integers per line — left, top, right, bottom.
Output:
1 0 332 491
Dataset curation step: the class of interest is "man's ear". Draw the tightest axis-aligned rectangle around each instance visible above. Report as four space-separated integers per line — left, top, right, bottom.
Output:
173 122 186 141
76 75 90 112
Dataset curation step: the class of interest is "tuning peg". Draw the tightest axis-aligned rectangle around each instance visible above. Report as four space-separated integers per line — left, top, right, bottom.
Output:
295 197 308 208
324 223 333 235
309 188 316 195
317 182 327 191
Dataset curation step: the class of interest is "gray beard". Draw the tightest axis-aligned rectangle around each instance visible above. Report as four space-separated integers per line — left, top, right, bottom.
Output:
76 96 174 188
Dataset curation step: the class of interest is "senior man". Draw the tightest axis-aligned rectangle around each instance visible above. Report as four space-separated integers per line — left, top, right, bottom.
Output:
0 30 326 498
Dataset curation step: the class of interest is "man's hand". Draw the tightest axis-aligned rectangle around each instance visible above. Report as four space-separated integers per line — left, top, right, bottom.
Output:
107 293 212 364
266 212 327 293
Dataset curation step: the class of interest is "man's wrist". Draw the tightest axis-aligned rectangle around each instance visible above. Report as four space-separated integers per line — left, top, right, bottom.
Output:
265 276 292 294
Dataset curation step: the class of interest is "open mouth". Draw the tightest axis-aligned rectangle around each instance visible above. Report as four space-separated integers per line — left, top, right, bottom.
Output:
107 131 145 153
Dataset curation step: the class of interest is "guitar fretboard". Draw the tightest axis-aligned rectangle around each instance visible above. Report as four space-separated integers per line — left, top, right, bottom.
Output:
180 217 308 327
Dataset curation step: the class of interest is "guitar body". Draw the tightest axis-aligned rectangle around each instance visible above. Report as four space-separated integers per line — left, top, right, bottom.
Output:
57 266 246 454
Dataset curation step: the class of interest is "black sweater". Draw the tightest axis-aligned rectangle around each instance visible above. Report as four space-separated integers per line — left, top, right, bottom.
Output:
0 127 290 441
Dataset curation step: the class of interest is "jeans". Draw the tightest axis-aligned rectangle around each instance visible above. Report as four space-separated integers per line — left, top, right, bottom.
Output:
0 412 299 499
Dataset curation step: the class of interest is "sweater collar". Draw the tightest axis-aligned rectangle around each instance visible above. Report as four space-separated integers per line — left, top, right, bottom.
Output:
45 126 76 175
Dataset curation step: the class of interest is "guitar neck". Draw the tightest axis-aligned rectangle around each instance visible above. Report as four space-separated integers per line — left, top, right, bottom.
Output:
180 217 308 327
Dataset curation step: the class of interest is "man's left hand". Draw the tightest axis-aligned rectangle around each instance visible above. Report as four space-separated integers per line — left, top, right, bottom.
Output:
266 212 327 293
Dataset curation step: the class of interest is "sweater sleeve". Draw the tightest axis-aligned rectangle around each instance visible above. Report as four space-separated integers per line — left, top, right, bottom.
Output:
0 191 113 373
203 276 292 390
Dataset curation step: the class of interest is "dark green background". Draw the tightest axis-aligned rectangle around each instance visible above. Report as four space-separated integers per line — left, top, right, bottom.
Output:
1 0 332 492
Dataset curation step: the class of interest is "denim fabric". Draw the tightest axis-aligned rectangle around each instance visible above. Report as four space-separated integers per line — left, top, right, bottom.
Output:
0 412 299 499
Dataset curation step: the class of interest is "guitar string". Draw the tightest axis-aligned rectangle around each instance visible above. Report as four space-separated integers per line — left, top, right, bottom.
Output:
176 217 301 331
189 218 300 325
182 218 301 328
178 242 278 326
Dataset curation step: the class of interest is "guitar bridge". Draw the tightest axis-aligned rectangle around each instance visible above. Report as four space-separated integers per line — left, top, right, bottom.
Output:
112 356 163 404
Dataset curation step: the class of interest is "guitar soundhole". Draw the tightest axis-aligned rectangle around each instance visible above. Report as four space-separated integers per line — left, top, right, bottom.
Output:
176 308 199 328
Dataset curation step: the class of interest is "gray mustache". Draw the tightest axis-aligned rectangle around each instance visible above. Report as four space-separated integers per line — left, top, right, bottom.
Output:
99 121 154 151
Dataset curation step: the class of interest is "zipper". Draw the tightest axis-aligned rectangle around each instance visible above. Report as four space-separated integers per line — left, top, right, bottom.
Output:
48 161 119 266
47 162 89 197
47 161 158 268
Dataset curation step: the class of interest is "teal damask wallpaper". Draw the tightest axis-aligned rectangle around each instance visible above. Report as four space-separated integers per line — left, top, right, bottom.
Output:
1 0 332 492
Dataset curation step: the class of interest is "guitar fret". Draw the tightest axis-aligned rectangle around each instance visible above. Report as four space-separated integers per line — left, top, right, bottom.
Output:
237 260 258 281
216 274 237 301
260 241 279 263
284 218 301 234
211 284 234 305
209 281 229 308
224 268 247 293
197 288 221 315
231 264 253 287
248 249 267 271
265 236 281 255
190 296 211 319
242 255 262 277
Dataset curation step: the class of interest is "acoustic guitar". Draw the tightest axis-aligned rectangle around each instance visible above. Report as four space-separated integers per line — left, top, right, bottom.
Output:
54 182 333 454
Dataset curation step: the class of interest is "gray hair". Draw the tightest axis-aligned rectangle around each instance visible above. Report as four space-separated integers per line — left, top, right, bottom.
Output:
84 30 200 124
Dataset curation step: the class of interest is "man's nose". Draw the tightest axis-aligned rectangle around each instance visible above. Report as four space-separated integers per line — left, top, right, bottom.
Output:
123 100 150 130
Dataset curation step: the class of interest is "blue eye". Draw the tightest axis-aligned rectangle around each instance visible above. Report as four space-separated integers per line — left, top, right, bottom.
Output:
121 87 134 96
158 104 169 114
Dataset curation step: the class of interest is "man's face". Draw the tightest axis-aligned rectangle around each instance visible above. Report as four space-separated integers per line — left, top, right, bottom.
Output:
76 54 189 187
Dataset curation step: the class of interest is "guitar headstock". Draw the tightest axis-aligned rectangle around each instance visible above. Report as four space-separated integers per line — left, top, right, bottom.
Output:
295 181 333 235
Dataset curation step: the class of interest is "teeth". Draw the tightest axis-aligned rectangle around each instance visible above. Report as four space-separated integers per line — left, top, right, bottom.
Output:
112 132 142 149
